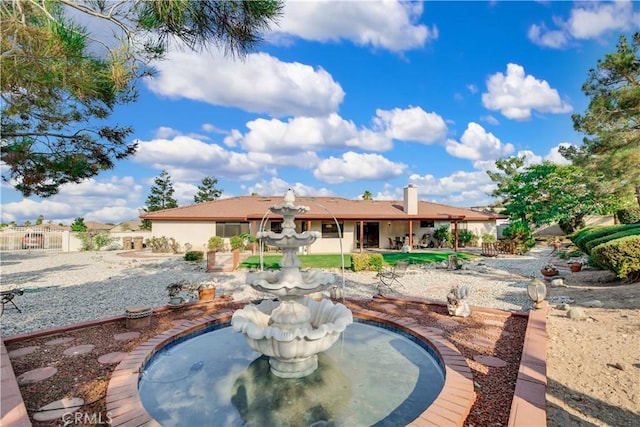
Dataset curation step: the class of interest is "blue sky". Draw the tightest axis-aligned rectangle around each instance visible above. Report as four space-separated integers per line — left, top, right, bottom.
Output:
2 1 639 225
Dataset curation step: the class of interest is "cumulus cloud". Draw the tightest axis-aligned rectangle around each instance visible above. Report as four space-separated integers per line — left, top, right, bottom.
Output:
528 1 639 48
272 0 436 52
544 143 573 165
241 113 391 153
482 63 572 120
407 170 496 206
445 122 515 161
133 136 274 182
374 106 448 144
244 177 334 198
0 177 144 224
146 51 345 118
313 152 407 184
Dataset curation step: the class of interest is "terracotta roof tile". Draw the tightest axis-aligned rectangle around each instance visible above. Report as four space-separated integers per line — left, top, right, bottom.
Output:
141 196 506 222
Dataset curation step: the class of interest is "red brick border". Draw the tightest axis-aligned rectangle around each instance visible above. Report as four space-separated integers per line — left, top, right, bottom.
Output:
105 308 476 427
0 340 30 427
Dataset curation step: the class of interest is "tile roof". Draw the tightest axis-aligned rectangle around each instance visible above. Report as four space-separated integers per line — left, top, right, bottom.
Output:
140 196 506 222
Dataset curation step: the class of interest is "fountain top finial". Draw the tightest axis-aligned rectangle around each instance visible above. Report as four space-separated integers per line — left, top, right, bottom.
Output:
284 188 295 205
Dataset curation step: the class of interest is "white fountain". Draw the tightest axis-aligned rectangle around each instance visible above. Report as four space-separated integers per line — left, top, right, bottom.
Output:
231 190 353 378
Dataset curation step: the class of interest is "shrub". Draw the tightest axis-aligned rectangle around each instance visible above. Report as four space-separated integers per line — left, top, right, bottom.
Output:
591 235 640 279
572 224 640 253
481 233 496 244
145 236 180 253
585 227 640 252
75 232 94 251
433 225 451 247
502 220 535 252
184 251 204 261
230 235 246 250
351 253 383 272
94 232 116 250
208 236 224 251
616 208 640 224
458 230 477 246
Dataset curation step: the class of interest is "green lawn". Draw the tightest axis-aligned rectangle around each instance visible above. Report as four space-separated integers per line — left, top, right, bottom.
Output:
239 251 477 270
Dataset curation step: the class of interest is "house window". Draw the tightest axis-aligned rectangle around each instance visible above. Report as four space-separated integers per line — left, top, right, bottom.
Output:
215 222 249 238
270 221 283 233
420 220 435 228
321 222 343 238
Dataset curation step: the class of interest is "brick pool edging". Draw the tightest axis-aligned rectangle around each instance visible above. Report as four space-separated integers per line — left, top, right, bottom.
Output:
104 307 476 427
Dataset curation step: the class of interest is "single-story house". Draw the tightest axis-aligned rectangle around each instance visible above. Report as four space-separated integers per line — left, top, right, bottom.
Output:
140 185 508 254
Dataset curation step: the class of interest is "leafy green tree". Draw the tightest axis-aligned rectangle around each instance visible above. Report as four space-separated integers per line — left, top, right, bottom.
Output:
142 170 178 230
194 176 223 203
362 190 373 200
71 217 87 232
489 159 621 233
1 0 283 197
35 215 44 225
561 32 640 207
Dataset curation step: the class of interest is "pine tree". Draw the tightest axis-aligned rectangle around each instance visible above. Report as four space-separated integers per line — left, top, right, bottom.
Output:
142 170 178 230
194 176 223 203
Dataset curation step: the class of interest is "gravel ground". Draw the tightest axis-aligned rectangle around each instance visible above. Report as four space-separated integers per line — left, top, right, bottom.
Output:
0 247 552 336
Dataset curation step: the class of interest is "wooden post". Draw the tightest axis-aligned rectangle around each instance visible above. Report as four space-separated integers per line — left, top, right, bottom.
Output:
359 220 364 253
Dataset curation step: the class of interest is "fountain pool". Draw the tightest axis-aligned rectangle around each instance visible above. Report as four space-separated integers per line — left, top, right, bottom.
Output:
138 319 445 426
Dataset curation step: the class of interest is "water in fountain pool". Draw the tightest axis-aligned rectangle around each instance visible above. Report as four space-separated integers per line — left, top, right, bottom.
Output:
138 321 445 426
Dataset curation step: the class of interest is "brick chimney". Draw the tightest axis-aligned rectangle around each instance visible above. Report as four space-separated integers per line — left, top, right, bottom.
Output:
403 185 418 215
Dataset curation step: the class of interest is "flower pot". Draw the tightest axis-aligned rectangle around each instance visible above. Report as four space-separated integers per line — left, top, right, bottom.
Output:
570 263 582 273
198 287 216 301
541 270 559 278
169 296 184 306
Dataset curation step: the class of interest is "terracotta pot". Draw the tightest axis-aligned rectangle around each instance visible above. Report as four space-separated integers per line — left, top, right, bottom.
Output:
541 270 559 277
198 287 216 301
570 263 582 273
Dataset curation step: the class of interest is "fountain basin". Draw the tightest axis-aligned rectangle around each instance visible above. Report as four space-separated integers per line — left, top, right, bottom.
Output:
246 269 336 297
232 297 353 377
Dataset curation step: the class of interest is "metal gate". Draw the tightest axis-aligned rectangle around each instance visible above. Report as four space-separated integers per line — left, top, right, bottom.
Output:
0 226 64 252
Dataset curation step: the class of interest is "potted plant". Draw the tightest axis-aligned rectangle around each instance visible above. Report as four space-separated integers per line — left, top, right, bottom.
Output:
166 281 185 305
569 258 586 272
541 264 559 277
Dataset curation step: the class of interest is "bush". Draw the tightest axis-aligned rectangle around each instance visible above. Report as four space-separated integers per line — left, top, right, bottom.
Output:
458 230 477 247
94 232 116 250
230 235 246 250
145 236 180 253
502 220 535 252
75 232 94 251
616 208 640 224
572 224 640 253
433 225 451 247
208 236 224 251
351 253 383 272
184 251 204 261
481 233 496 244
585 227 640 252
591 235 640 279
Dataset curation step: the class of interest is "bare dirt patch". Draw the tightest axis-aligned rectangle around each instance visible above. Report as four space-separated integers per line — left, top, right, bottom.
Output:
545 263 640 427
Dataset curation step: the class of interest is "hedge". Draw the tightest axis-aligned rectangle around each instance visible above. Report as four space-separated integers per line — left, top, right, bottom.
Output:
591 235 640 279
616 207 640 224
571 224 640 253
184 251 204 261
584 226 640 252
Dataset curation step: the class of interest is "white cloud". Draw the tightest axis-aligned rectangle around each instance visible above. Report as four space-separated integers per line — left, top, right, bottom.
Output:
481 115 500 126
528 1 639 48
313 152 406 184
241 113 391 153
482 63 572 120
273 1 436 52
245 178 334 198
0 177 143 224
147 51 345 118
544 143 573 165
374 106 448 144
445 122 515 161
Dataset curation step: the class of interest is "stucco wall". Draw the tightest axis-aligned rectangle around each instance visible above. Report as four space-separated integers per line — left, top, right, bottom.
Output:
151 221 216 252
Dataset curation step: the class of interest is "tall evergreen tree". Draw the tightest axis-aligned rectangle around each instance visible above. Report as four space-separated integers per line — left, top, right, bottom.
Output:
362 190 373 200
561 32 640 207
194 176 222 203
142 170 178 230
1 0 283 197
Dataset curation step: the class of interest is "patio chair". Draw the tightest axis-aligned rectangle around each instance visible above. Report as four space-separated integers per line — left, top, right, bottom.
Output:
376 261 409 293
1 289 24 316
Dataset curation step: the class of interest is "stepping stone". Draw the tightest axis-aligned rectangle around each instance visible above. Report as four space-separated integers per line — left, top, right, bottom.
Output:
17 366 57 384
482 320 504 327
98 352 127 365
45 337 74 346
424 327 444 335
437 318 459 328
183 309 203 317
33 397 84 422
9 346 39 357
379 303 397 311
171 319 187 327
406 308 424 316
473 355 507 368
399 317 415 324
63 345 94 356
484 328 511 338
114 332 140 341
471 337 495 348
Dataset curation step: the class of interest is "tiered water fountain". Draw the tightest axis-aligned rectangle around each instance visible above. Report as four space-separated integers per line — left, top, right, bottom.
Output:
231 189 353 378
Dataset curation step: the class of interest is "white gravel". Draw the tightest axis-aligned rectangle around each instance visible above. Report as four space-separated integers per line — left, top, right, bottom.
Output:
0 247 553 337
